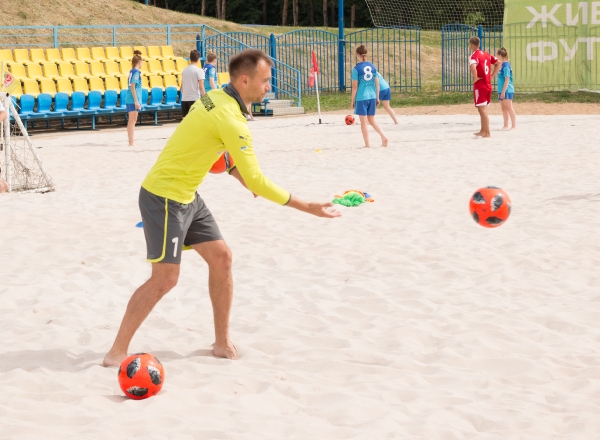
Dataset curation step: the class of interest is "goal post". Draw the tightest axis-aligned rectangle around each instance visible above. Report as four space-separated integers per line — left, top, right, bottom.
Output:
1 63 55 194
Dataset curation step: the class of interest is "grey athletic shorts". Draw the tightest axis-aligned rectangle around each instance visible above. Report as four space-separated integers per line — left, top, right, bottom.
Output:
139 187 223 264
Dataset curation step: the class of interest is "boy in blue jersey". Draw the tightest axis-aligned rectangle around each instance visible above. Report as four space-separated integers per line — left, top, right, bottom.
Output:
492 47 517 130
203 52 218 93
377 72 398 124
351 45 388 148
126 50 143 146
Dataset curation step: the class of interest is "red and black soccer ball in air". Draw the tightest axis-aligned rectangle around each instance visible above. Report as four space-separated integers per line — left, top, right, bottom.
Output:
469 187 511 228
118 353 165 400
345 115 355 125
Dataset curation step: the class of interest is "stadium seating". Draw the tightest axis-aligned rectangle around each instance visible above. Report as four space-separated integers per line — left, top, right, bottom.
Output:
22 80 41 98
217 72 230 88
89 77 106 93
39 79 58 97
42 63 62 81
4 45 186 130
56 79 74 96
105 47 127 64
27 64 45 81
61 48 78 64
9 64 27 78
76 48 93 63
30 49 47 64
91 47 108 63
46 48 62 64
147 46 163 61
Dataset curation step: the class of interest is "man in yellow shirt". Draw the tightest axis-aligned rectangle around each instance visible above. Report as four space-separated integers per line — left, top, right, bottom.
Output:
103 50 341 366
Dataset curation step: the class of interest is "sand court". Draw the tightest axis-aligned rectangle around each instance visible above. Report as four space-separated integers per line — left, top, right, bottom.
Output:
1 111 599 438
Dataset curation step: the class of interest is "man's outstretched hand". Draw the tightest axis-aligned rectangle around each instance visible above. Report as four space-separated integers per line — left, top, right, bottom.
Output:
288 197 342 218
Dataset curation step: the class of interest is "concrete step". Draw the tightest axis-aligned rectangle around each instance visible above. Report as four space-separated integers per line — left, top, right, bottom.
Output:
272 106 305 116
265 99 295 108
265 92 276 100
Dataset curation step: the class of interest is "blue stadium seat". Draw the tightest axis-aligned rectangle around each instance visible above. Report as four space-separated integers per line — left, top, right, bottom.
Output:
53 92 70 128
29 93 53 128
83 91 102 129
162 86 178 109
98 90 119 123
144 87 164 125
63 91 86 129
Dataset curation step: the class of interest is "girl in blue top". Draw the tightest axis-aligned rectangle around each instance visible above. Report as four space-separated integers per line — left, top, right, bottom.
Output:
493 47 516 130
377 72 398 124
351 45 388 148
126 50 143 146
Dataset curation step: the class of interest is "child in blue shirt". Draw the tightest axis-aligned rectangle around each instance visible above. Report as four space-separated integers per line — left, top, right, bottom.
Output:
126 50 143 146
377 72 398 124
203 52 218 93
492 47 516 130
351 45 388 148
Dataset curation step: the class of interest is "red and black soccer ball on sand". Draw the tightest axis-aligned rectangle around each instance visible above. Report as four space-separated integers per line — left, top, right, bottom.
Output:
469 187 511 228
345 115 355 125
118 353 165 400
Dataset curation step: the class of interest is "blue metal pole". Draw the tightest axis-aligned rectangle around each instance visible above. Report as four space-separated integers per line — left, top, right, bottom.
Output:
478 25 483 51
112 27 117 47
269 33 278 99
338 0 345 92
53 27 58 48
167 25 171 46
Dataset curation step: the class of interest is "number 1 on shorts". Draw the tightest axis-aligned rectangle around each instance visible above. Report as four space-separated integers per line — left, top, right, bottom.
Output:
172 237 179 258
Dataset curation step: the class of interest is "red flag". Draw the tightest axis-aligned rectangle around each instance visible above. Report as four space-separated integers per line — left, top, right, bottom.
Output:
308 68 315 88
311 51 319 74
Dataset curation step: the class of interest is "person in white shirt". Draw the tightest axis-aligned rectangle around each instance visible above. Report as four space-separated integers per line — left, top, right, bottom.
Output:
180 50 205 117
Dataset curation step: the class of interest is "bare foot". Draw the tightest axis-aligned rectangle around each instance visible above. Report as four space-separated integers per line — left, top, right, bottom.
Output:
473 132 483 137
382 138 389 147
128 143 135 147
103 350 128 367
510 126 516 130
359 146 370 149
501 126 510 130
212 341 238 360
482 134 491 138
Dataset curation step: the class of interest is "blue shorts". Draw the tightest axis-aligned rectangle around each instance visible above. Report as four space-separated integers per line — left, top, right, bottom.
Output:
379 88 391 101
354 99 377 116
126 104 140 112
498 93 514 101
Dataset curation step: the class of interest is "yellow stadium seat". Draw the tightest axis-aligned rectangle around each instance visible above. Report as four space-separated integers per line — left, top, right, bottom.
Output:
103 61 126 78
39 79 57 97
105 47 126 63
175 58 187 73
9 64 27 78
160 46 176 60
91 47 108 62
148 75 164 90
163 74 178 89
0 49 17 66
88 77 105 92
140 61 150 77
177 73 182 86
61 48 77 64
147 59 165 76
30 49 47 64
141 75 149 89
46 48 61 64
26 64 45 81
11 81 23 99
119 75 128 90
72 78 89 94
14 49 36 66
133 46 148 58
76 48 93 63
119 61 131 76
22 79 41 98
89 61 108 78
56 78 74 96
147 46 164 60
120 46 134 60
74 62 94 79
217 72 230 87
58 62 78 80
161 59 178 75
42 63 62 81
104 76 120 92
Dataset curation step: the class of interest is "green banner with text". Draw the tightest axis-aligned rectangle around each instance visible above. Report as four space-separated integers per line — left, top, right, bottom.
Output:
503 0 600 91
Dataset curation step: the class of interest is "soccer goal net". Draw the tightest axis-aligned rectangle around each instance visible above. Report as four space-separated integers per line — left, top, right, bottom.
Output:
1 93 54 193
363 0 504 29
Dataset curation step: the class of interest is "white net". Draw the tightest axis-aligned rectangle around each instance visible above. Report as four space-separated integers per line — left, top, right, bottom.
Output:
363 0 505 29
1 96 54 193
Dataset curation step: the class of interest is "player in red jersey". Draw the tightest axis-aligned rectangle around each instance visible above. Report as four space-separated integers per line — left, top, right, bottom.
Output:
469 36 499 138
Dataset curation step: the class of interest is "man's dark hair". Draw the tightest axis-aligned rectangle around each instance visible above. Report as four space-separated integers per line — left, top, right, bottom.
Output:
189 49 200 63
228 49 273 81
